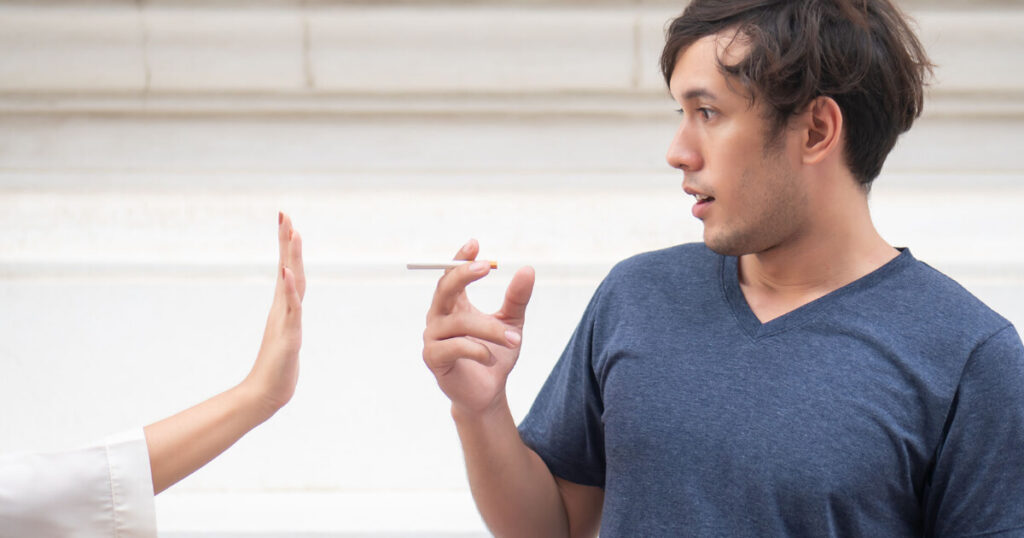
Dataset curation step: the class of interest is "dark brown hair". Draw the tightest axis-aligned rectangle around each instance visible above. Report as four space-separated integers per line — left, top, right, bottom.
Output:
660 0 933 188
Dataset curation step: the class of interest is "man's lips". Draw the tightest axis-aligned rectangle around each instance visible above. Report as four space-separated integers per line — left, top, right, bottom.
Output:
692 196 714 219
684 186 715 219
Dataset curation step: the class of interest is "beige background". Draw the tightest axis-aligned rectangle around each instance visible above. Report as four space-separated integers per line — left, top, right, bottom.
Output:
1 1 1022 535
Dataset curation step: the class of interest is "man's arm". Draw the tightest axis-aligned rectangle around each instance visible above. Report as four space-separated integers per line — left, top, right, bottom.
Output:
144 212 305 494
422 240 602 537
924 324 1024 536
453 395 603 538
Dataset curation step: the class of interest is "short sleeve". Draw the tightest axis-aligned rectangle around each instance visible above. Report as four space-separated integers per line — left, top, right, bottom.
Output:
924 325 1024 537
0 428 157 537
518 280 608 488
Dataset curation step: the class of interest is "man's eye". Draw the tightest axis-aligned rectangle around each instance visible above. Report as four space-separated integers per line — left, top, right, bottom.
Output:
699 108 716 120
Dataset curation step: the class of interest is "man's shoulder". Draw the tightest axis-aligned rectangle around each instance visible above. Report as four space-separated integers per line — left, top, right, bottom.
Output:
584 243 722 310
607 242 717 282
859 253 1016 362
895 254 1012 334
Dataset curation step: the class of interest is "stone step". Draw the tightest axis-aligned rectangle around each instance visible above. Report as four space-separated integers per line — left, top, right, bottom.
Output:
1 112 1022 175
1 4 1022 96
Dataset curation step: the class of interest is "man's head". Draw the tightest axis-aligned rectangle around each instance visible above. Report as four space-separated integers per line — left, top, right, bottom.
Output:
662 0 932 189
662 0 932 256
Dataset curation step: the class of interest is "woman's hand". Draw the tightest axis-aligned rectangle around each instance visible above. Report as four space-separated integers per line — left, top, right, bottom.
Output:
242 211 305 418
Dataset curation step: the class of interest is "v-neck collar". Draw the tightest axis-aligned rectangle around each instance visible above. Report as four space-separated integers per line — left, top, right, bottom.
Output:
720 248 914 340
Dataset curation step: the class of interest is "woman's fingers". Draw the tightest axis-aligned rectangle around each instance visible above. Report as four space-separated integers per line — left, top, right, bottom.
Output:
275 212 304 303
281 266 302 323
289 229 306 300
278 212 293 271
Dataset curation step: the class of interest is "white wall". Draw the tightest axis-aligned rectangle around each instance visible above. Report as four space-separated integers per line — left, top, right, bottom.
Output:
1 1 1022 535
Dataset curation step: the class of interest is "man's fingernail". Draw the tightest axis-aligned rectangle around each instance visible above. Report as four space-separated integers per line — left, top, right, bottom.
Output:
461 239 473 252
470 261 489 273
279 211 283 225
282 266 287 279
505 330 522 346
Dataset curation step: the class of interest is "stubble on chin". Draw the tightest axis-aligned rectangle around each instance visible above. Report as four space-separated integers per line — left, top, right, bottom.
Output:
704 229 751 257
701 163 805 257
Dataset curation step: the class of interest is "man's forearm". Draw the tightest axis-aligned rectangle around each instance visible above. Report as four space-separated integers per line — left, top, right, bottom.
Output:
453 397 569 537
143 383 274 494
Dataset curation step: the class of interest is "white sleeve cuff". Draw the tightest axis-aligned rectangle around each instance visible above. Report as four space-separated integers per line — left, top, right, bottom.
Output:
105 428 158 537
0 428 157 537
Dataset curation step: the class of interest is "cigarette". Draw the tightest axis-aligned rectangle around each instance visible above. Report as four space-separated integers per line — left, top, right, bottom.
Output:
406 261 498 270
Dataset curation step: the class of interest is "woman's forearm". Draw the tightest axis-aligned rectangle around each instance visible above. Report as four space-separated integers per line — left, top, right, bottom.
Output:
144 383 274 494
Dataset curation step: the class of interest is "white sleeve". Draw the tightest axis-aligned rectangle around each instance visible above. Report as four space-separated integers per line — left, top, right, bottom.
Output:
0 428 157 538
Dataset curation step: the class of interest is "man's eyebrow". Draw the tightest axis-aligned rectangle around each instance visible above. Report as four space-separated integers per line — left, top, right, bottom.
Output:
682 88 717 101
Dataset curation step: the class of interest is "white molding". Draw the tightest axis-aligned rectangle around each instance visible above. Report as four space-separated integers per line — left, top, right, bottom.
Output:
0 91 1021 119
308 7 635 92
0 6 146 92
2 5 1022 97
144 6 307 91
1 110 1022 175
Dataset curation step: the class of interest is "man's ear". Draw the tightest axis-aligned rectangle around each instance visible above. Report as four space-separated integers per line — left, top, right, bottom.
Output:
801 96 843 165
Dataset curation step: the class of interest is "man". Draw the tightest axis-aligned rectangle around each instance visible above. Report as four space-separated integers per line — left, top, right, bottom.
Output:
421 0 1024 536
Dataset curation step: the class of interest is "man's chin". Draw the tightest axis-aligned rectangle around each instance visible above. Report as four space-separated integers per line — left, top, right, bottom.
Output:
703 230 755 257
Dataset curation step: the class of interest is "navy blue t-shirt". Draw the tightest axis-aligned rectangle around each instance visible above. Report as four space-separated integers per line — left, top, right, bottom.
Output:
518 244 1024 537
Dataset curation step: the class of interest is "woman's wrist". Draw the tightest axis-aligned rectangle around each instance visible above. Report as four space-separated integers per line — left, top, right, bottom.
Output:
231 379 281 427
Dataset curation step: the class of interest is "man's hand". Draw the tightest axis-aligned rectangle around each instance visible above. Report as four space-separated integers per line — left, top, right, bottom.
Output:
422 239 535 416
422 241 597 537
242 211 305 417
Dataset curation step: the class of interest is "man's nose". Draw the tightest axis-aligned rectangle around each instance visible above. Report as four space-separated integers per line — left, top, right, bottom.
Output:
665 122 703 172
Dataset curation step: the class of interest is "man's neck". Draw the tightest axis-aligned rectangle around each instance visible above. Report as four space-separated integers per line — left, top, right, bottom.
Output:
737 194 899 323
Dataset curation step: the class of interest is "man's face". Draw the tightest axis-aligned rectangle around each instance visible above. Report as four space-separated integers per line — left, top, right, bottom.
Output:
666 34 808 257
